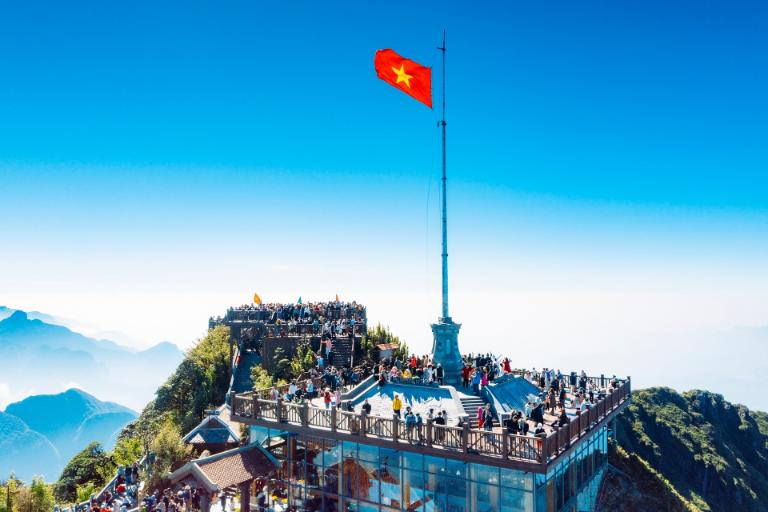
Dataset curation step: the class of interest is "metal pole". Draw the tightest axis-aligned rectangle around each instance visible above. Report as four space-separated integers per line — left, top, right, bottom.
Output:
438 30 449 320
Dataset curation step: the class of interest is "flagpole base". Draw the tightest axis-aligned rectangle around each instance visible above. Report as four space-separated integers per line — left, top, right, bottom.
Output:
430 318 462 386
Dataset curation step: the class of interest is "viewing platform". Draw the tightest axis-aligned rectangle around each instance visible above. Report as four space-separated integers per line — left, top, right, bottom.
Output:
229 372 631 474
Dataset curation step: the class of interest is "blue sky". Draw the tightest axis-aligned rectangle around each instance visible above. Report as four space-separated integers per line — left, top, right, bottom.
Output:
1 1 767 408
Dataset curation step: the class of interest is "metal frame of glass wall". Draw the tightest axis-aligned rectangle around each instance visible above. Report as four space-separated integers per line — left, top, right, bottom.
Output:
251 425 608 512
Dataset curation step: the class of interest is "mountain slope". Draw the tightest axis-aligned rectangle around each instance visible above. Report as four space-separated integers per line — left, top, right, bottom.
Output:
0 411 61 481
612 387 768 512
3 389 138 480
0 309 184 411
0 310 127 358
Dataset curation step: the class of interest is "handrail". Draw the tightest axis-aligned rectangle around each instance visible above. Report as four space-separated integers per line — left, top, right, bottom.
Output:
231 375 631 467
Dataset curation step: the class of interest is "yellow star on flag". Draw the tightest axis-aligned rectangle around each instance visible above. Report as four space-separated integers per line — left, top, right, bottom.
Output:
391 63 413 88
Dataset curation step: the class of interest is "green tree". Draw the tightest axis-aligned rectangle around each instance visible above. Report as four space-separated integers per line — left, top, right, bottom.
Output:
112 437 143 467
75 483 96 505
133 325 232 437
361 324 408 361
146 421 192 492
1 475 22 512
54 443 114 503
290 342 315 377
271 347 292 382
250 364 274 390
15 478 54 512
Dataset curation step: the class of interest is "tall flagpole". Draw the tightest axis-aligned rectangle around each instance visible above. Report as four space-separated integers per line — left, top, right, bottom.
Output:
431 30 461 384
438 31 449 321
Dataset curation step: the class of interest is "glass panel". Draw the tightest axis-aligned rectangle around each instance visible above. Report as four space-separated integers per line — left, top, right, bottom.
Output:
472 478 499 511
403 451 424 471
358 442 379 463
303 488 323 511
470 463 498 484
446 458 466 479
357 457 379 503
343 441 358 460
324 439 340 467
323 493 340 512
358 501 379 512
425 455 446 474
446 492 469 512
500 468 532 491
500 486 532 511
377 464 402 509
402 467 425 512
379 447 401 467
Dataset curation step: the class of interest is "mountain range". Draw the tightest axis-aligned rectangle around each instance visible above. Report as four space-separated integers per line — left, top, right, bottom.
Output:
0 307 184 411
0 388 137 482
598 387 768 511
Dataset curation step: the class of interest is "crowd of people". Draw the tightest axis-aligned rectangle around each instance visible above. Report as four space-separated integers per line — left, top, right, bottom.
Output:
68 463 141 512
221 301 367 341
504 368 621 441
141 486 206 512
374 353 445 387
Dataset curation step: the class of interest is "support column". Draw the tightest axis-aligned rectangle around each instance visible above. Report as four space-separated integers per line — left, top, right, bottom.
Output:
200 493 211 512
239 482 250 512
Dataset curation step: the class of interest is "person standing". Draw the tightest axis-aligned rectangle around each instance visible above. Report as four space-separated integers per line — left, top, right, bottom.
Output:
392 394 403 418
483 404 494 431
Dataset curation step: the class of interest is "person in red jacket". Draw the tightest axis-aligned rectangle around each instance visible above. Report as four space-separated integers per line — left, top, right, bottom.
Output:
461 365 472 389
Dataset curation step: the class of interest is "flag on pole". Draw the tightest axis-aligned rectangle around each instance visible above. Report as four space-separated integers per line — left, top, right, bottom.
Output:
374 49 432 108
335 293 339 302
253 293 262 305
297 296 303 305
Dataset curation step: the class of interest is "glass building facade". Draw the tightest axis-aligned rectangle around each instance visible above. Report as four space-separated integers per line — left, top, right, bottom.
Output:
250 425 608 512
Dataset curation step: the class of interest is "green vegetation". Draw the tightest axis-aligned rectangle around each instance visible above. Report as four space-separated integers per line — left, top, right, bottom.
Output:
614 387 768 512
1 475 23 512
1 477 55 512
54 442 114 503
250 364 275 390
50 326 231 505
360 324 408 361
599 441 699 511
128 325 232 440
290 342 316 377
144 421 192 492
269 347 292 382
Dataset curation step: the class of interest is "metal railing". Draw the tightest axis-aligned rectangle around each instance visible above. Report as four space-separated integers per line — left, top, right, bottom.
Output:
231 375 631 467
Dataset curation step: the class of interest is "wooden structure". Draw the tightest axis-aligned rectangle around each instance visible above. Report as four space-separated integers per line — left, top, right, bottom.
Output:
168 443 280 512
230 374 631 474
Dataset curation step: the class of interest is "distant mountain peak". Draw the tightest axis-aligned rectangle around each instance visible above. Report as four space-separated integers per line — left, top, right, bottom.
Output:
6 310 29 322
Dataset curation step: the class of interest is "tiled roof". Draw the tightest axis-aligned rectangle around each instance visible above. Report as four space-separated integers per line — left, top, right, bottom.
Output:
197 445 276 489
188 429 239 445
183 408 240 445
169 443 280 492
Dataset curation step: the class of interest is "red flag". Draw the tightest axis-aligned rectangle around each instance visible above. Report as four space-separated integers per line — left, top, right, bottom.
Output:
374 49 432 108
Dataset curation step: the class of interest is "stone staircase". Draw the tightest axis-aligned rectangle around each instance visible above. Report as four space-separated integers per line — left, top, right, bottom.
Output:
460 394 497 428
231 350 262 393
330 337 357 368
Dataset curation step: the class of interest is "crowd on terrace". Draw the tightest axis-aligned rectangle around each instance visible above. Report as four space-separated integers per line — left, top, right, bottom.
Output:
257 347 623 449
215 301 367 338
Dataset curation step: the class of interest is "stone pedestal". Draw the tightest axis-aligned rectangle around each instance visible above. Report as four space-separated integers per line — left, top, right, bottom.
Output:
430 317 462 385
